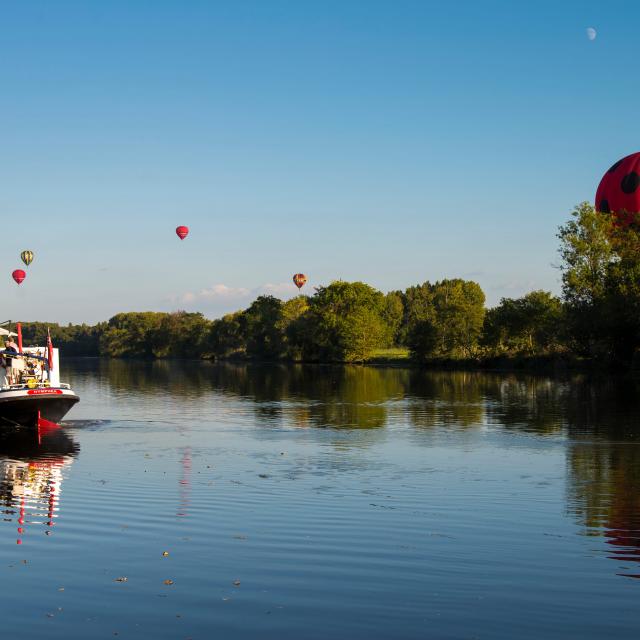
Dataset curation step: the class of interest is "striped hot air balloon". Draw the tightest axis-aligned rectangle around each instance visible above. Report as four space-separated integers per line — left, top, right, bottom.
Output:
176 226 189 240
21 250 34 267
293 273 307 290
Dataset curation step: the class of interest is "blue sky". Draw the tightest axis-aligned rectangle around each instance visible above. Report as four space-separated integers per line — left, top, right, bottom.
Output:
0 0 635 323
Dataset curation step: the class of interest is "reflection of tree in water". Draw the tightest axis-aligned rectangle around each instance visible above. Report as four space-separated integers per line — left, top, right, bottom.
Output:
565 376 640 577
405 371 568 434
221 365 406 430
68 360 578 436
84 361 408 430
0 427 79 544
483 374 569 435
206 365 577 435
563 375 640 441
71 358 219 397
304 367 405 429
406 371 485 428
569 443 640 578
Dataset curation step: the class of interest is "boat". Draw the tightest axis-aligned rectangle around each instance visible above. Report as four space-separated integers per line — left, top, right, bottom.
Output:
0 323 79 429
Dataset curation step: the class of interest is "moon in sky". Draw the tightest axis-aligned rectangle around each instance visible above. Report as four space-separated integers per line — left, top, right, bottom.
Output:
586 27 597 41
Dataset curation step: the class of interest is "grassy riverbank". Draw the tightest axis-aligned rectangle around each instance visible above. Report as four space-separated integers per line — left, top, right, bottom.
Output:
209 348 591 374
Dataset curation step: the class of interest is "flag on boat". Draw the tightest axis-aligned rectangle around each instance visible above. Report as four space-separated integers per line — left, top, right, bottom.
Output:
47 328 54 371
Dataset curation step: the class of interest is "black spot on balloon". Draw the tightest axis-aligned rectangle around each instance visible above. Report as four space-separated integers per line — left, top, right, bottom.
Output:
599 199 611 213
608 159 623 173
621 172 640 194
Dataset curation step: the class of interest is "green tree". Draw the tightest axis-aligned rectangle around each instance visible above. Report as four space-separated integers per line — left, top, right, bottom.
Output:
20 321 103 356
557 201 640 363
408 279 485 360
208 311 246 358
100 312 165 357
382 291 404 346
243 295 285 359
277 295 310 360
399 282 435 344
557 202 615 358
149 312 211 358
482 291 563 355
304 281 390 362
604 221 640 364
558 202 615 308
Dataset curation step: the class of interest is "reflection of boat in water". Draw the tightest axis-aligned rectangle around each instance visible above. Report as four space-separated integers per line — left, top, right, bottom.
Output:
0 324 79 427
0 425 79 543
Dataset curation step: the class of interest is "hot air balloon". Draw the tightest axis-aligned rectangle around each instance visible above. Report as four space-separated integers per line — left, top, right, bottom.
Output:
20 250 34 267
176 226 189 240
293 273 307 290
12 270 26 285
596 152 640 224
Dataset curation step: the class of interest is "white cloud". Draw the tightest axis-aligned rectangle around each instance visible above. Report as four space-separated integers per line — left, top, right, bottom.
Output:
187 284 251 302
166 281 302 317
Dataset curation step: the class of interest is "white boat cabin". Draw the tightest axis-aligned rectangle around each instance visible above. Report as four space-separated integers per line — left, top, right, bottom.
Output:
1 347 62 389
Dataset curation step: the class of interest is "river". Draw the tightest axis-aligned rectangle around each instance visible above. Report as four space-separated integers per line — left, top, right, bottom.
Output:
0 360 638 638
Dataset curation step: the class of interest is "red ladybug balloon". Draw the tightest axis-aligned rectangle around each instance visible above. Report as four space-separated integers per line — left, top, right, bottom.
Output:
176 225 189 240
12 269 26 285
596 152 640 223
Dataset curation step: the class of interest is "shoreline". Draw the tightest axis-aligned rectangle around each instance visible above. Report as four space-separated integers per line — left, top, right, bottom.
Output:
63 353 625 374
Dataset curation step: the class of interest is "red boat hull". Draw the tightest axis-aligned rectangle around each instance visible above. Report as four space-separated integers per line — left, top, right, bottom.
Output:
0 390 79 427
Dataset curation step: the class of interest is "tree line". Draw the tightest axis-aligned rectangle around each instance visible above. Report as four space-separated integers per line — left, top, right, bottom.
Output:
16 203 640 367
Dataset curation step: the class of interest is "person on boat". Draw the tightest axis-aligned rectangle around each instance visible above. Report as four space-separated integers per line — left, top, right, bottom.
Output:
2 340 18 385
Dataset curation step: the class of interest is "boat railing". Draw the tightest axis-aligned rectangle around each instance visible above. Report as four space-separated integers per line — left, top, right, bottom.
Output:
2 350 57 387
1 382 71 391
1 351 50 363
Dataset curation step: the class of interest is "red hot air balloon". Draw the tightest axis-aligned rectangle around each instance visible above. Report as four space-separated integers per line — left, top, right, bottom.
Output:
293 273 307 290
176 226 189 240
596 152 640 224
12 269 26 285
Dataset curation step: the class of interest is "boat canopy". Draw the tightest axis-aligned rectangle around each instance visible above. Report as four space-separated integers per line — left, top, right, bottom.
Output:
1 350 50 365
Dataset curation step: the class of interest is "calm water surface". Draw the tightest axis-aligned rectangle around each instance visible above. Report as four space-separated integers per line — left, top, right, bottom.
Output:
1 360 639 638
